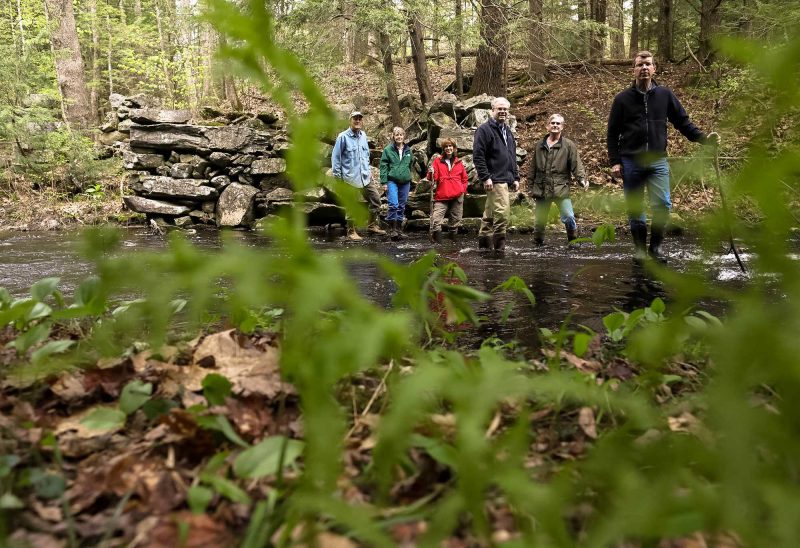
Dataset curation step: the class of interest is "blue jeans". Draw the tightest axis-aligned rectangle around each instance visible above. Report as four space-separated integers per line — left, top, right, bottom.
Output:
386 181 410 222
535 198 576 231
621 157 671 233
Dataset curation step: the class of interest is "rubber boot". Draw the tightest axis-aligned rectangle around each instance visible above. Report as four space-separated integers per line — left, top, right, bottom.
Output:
631 223 647 263
566 227 577 246
534 226 545 246
478 234 492 249
431 230 443 244
493 233 506 251
648 225 667 264
396 220 408 240
389 220 400 241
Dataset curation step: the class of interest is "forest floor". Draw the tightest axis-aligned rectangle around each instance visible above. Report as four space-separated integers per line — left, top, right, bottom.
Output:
0 57 746 232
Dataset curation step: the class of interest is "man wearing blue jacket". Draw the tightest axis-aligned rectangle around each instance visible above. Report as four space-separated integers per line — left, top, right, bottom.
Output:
473 97 520 251
607 51 717 262
332 111 386 240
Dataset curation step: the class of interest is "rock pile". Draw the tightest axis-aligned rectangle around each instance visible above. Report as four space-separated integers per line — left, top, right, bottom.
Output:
108 93 527 231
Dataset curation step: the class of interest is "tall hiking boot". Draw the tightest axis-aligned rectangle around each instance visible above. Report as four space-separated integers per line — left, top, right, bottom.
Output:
493 233 506 251
648 226 667 264
534 227 545 246
431 230 443 244
347 226 363 241
389 220 400 241
478 234 492 250
566 228 577 246
631 224 648 263
367 221 387 235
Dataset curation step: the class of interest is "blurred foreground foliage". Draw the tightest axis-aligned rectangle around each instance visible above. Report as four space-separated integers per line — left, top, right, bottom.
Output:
2 1 800 546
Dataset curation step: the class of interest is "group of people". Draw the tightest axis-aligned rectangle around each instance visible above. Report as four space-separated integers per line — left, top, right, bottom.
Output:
332 50 717 261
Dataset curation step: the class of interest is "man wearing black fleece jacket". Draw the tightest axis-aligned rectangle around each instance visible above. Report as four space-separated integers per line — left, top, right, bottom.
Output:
607 50 717 262
473 97 520 251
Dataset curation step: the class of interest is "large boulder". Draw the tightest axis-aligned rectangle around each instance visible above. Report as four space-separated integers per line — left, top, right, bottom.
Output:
428 93 459 118
140 176 217 200
129 109 192 124
216 183 259 227
97 131 127 146
460 94 494 113
427 112 459 154
129 123 210 152
303 202 345 226
461 109 491 129
436 128 475 153
123 196 190 216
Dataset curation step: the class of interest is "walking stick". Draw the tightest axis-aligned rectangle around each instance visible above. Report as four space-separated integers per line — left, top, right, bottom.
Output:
709 132 747 274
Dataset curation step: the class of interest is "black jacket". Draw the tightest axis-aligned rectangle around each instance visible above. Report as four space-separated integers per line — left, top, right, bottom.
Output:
473 118 519 183
607 81 706 166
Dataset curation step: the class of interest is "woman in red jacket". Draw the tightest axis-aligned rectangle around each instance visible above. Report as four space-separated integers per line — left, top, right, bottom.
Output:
429 138 469 243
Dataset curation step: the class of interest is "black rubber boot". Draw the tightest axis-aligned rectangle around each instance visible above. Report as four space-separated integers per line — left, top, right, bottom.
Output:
389 221 400 241
431 230 443 244
493 233 506 251
397 220 408 240
566 227 577 245
631 223 648 263
534 226 545 246
648 225 667 264
478 235 492 249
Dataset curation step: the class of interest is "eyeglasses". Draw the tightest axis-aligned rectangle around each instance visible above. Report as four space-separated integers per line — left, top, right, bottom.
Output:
550 122 562 125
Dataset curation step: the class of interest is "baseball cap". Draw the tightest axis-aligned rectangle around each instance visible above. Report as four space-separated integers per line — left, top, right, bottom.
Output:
350 110 363 118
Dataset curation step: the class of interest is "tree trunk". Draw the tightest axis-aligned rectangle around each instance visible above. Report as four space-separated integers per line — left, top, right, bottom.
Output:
88 0 100 122
609 0 625 59
44 0 93 130
629 0 640 56
380 32 402 128
342 0 356 63
589 0 607 60
454 0 463 95
154 0 176 107
699 0 723 64
16 0 26 51
106 14 114 96
407 13 433 104
527 0 546 83
472 0 508 96
657 0 673 61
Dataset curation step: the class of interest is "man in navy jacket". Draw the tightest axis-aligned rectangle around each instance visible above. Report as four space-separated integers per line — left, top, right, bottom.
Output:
473 97 520 251
607 50 717 262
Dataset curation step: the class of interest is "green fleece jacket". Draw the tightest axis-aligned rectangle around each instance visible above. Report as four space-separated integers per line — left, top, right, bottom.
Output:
379 143 413 184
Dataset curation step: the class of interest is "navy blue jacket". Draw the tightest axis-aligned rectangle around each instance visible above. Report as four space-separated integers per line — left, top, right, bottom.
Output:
473 118 519 183
607 81 706 166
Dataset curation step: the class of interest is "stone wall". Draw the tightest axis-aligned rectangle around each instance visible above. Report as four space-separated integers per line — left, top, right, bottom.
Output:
108 93 527 231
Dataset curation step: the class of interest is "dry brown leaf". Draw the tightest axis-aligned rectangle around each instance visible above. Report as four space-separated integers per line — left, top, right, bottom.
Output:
578 407 598 439
146 512 235 548
8 530 66 548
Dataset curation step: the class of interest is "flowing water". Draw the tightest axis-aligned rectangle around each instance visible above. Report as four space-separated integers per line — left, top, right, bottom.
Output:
0 227 750 348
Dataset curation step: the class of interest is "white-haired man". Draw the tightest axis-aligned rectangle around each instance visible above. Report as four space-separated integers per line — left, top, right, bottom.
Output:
472 97 520 251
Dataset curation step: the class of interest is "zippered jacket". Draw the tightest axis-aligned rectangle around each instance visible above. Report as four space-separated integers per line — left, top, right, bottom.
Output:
431 156 468 201
379 143 413 185
528 135 585 200
332 128 371 188
607 81 706 166
472 118 519 183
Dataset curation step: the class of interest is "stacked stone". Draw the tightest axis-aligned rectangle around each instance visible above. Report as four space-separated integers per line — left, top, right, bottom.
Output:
111 93 526 231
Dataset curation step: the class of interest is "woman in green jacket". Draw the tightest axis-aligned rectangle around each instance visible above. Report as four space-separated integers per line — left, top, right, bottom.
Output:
527 114 588 245
379 127 414 240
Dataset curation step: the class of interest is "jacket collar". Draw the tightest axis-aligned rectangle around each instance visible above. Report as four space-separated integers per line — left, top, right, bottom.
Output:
629 79 660 94
540 135 562 149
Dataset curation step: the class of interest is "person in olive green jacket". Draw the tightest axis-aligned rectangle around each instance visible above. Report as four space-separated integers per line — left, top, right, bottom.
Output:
379 127 414 240
527 114 588 245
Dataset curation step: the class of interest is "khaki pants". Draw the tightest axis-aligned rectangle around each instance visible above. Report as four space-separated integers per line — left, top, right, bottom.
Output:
345 182 383 227
429 195 464 233
478 183 510 236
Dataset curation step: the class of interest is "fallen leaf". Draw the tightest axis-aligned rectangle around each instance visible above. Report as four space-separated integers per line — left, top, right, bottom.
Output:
146 512 235 548
578 407 598 439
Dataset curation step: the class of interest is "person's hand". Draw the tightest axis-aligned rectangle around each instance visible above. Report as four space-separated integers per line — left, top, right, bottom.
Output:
707 132 721 147
484 179 493 192
611 164 622 180
512 180 519 192
383 184 388 194
580 178 589 190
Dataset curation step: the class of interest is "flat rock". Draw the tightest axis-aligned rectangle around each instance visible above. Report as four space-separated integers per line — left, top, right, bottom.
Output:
129 123 210 152
208 151 232 167
170 163 194 179
265 187 293 202
303 202 345 226
461 109 491 128
122 151 164 170
141 176 217 200
436 128 475 153
205 126 271 153
123 196 190 216
251 157 286 176
129 108 192 124
96 131 127 146
217 183 259 227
